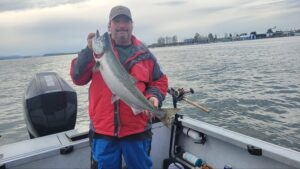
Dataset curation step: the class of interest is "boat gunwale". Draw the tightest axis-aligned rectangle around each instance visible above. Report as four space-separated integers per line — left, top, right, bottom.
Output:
179 116 300 168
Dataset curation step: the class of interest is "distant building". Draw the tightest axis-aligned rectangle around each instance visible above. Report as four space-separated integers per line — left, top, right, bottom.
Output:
273 31 283 37
256 33 266 39
295 29 300 36
232 34 240 40
184 38 195 44
239 33 250 40
250 32 256 40
282 31 293 36
266 32 273 37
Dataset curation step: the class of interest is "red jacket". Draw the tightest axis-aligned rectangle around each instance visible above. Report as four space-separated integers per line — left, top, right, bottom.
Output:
70 35 168 137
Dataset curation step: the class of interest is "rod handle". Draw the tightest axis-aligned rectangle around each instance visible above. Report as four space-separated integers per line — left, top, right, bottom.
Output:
182 98 209 113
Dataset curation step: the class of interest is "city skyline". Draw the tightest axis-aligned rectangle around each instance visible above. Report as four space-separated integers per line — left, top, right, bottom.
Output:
0 0 300 56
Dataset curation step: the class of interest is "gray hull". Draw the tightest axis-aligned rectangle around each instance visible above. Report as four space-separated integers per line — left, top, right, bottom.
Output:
1 116 300 169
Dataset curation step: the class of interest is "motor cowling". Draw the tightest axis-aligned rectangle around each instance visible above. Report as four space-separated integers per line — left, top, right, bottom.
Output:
23 72 77 138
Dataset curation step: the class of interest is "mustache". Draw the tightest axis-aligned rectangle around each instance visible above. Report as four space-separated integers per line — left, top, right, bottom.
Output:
116 29 128 32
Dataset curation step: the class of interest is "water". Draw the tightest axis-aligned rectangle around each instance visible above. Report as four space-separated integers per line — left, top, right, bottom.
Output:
1 36 300 151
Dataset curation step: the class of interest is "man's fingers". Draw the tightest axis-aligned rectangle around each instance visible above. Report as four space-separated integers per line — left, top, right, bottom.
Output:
150 112 154 119
143 110 154 119
147 97 158 120
141 97 158 119
149 97 159 107
87 33 96 49
87 33 96 40
144 111 149 117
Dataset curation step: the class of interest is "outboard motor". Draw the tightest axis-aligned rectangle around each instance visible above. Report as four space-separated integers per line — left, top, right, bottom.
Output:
23 72 77 138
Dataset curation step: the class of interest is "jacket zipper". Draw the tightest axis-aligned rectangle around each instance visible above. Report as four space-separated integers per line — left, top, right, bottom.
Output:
113 100 120 137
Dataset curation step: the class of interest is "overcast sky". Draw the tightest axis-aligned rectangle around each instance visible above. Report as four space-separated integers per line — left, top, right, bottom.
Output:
0 0 299 56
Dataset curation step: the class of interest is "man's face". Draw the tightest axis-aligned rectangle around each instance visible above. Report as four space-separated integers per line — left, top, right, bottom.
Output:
109 15 133 45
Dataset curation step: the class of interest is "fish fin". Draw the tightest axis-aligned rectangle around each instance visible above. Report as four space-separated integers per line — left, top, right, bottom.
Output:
131 105 143 115
92 61 101 72
96 30 100 38
111 95 120 103
159 108 180 128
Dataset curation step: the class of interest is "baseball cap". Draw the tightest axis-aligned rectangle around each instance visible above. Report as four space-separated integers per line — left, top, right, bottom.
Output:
109 5 132 21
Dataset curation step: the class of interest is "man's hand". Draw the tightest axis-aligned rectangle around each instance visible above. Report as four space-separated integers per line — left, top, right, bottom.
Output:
87 32 95 49
149 97 159 107
143 97 159 119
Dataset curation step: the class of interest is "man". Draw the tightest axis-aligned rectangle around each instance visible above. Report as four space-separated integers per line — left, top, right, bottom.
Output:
70 5 168 169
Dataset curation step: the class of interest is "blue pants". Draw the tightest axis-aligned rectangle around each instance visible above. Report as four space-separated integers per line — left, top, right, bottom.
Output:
92 137 152 169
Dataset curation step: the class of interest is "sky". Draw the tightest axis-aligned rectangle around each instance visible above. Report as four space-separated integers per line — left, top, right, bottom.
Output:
0 0 299 56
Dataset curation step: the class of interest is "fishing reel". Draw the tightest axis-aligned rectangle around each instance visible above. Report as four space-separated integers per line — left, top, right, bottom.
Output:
167 88 194 108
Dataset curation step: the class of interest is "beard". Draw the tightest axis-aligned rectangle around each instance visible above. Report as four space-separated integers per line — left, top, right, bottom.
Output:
113 29 132 45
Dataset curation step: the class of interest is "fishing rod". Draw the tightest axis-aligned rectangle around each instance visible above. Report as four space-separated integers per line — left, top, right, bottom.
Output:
167 88 209 113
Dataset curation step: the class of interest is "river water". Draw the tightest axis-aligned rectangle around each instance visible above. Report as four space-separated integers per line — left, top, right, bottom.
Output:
0 36 300 151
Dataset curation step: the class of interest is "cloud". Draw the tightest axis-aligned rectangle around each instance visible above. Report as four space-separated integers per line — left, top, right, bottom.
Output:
280 0 300 10
0 1 109 56
154 1 187 6
240 0 300 11
192 6 234 15
0 0 88 12
0 0 299 56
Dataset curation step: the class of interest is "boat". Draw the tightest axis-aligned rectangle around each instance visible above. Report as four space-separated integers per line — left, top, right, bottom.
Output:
1 115 300 169
1 73 300 169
